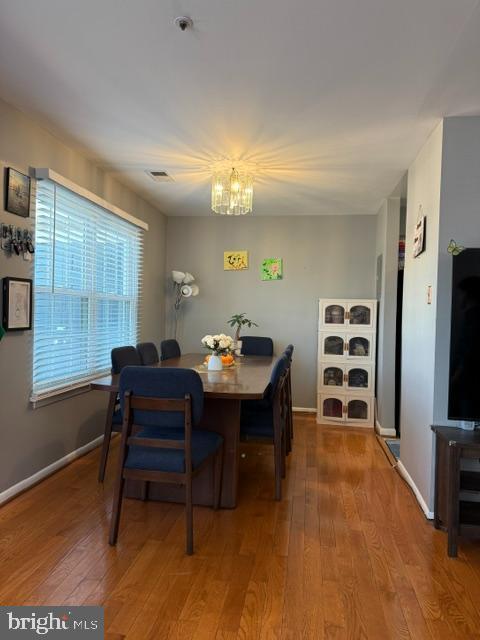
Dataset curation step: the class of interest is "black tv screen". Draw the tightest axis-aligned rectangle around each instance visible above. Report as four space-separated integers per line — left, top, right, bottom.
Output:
448 248 480 420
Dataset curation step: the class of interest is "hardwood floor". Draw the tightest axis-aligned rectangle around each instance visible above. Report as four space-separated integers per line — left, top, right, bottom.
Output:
3 415 480 639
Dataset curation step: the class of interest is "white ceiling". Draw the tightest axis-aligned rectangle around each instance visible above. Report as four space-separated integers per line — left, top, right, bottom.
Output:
1 0 480 216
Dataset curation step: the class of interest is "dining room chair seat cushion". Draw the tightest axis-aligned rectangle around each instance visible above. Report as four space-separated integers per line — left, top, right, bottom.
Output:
124 427 223 473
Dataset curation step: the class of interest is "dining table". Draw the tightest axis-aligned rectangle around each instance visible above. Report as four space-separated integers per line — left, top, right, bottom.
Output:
91 353 275 508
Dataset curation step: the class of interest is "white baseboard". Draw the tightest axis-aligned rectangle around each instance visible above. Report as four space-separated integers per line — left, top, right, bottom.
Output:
293 407 316 413
396 460 434 520
0 435 103 506
375 419 397 438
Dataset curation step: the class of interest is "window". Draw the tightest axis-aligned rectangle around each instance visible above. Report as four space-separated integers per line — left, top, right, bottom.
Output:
32 178 144 399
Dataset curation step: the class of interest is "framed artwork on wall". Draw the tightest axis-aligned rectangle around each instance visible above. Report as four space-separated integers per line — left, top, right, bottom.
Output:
5 168 31 218
224 250 248 270
261 258 283 280
413 214 426 258
2 277 33 330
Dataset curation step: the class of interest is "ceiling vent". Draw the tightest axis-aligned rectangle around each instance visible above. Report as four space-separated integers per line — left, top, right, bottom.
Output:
146 170 174 182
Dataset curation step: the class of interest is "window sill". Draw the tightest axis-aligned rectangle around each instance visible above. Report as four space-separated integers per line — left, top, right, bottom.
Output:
30 384 92 409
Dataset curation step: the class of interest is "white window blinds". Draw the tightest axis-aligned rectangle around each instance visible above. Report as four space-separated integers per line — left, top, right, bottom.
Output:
32 179 144 400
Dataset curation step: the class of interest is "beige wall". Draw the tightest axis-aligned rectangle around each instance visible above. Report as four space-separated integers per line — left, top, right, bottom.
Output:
0 98 166 495
165 215 377 408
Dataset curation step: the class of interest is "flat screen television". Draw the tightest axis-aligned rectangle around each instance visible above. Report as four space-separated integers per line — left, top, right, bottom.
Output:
448 248 480 420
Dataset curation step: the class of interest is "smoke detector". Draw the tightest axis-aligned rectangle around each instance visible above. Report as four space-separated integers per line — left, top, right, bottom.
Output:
174 16 193 31
146 170 174 183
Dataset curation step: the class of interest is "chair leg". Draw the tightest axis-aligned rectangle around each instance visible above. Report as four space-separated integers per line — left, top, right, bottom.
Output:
213 446 224 510
109 475 125 545
288 374 294 441
281 431 287 479
286 419 292 455
98 392 116 483
186 477 193 555
274 430 282 501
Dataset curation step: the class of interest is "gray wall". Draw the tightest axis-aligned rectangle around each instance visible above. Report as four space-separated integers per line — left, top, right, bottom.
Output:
401 116 480 512
375 197 400 432
434 117 480 424
165 215 377 408
400 121 443 510
0 98 166 494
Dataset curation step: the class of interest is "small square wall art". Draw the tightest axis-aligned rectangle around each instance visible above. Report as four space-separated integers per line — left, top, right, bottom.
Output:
224 250 248 270
261 258 283 281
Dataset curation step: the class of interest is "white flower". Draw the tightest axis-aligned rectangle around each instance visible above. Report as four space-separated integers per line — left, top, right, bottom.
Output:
219 339 229 349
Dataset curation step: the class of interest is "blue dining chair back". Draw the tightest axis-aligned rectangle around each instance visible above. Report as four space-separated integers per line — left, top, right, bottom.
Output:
241 336 274 356
111 346 141 374
119 367 204 428
265 354 289 402
160 339 181 361
240 354 290 500
284 344 294 361
137 342 159 366
99 345 143 483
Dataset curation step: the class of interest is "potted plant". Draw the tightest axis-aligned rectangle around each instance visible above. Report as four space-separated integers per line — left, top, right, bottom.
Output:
227 313 258 342
201 334 234 370
227 313 258 355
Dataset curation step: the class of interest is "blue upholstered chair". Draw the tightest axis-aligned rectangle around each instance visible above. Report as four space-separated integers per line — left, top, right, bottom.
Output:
137 342 160 366
240 336 274 356
109 367 223 555
240 355 290 500
98 346 142 482
160 339 181 361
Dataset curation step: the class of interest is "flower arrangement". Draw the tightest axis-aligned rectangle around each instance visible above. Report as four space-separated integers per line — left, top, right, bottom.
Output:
201 334 234 355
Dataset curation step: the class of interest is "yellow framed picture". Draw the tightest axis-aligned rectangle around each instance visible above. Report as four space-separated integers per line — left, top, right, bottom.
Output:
224 250 248 271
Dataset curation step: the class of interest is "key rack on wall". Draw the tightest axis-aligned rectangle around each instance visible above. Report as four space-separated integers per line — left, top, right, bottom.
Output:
1 223 35 260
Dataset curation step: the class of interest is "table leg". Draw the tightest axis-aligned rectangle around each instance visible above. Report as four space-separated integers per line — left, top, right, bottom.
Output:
200 398 241 508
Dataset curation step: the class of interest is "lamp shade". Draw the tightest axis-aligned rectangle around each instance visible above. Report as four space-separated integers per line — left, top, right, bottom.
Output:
183 272 195 284
172 270 186 284
181 284 193 298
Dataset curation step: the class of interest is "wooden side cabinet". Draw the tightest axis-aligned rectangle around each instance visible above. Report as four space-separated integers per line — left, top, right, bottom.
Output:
432 425 480 557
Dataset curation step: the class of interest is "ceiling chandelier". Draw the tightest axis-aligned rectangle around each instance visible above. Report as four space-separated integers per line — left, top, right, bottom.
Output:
211 167 254 215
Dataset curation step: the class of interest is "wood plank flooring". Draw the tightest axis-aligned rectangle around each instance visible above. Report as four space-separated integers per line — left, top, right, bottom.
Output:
3 415 480 639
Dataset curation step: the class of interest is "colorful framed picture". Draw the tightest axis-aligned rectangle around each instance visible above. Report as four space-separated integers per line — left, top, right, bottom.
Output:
2 277 33 330
224 251 248 271
261 258 283 280
5 167 31 218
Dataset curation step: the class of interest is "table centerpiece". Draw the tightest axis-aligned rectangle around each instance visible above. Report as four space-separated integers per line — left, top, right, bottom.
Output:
201 334 234 370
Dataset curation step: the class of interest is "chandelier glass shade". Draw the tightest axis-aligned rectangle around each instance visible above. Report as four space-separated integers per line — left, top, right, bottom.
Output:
211 167 254 215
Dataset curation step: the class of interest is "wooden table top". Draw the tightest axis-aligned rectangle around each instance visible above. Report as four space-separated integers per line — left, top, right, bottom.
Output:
90 353 275 400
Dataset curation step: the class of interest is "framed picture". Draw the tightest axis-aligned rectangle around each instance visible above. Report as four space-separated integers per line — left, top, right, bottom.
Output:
413 216 426 258
2 277 32 330
224 250 248 271
261 258 283 280
5 167 31 217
